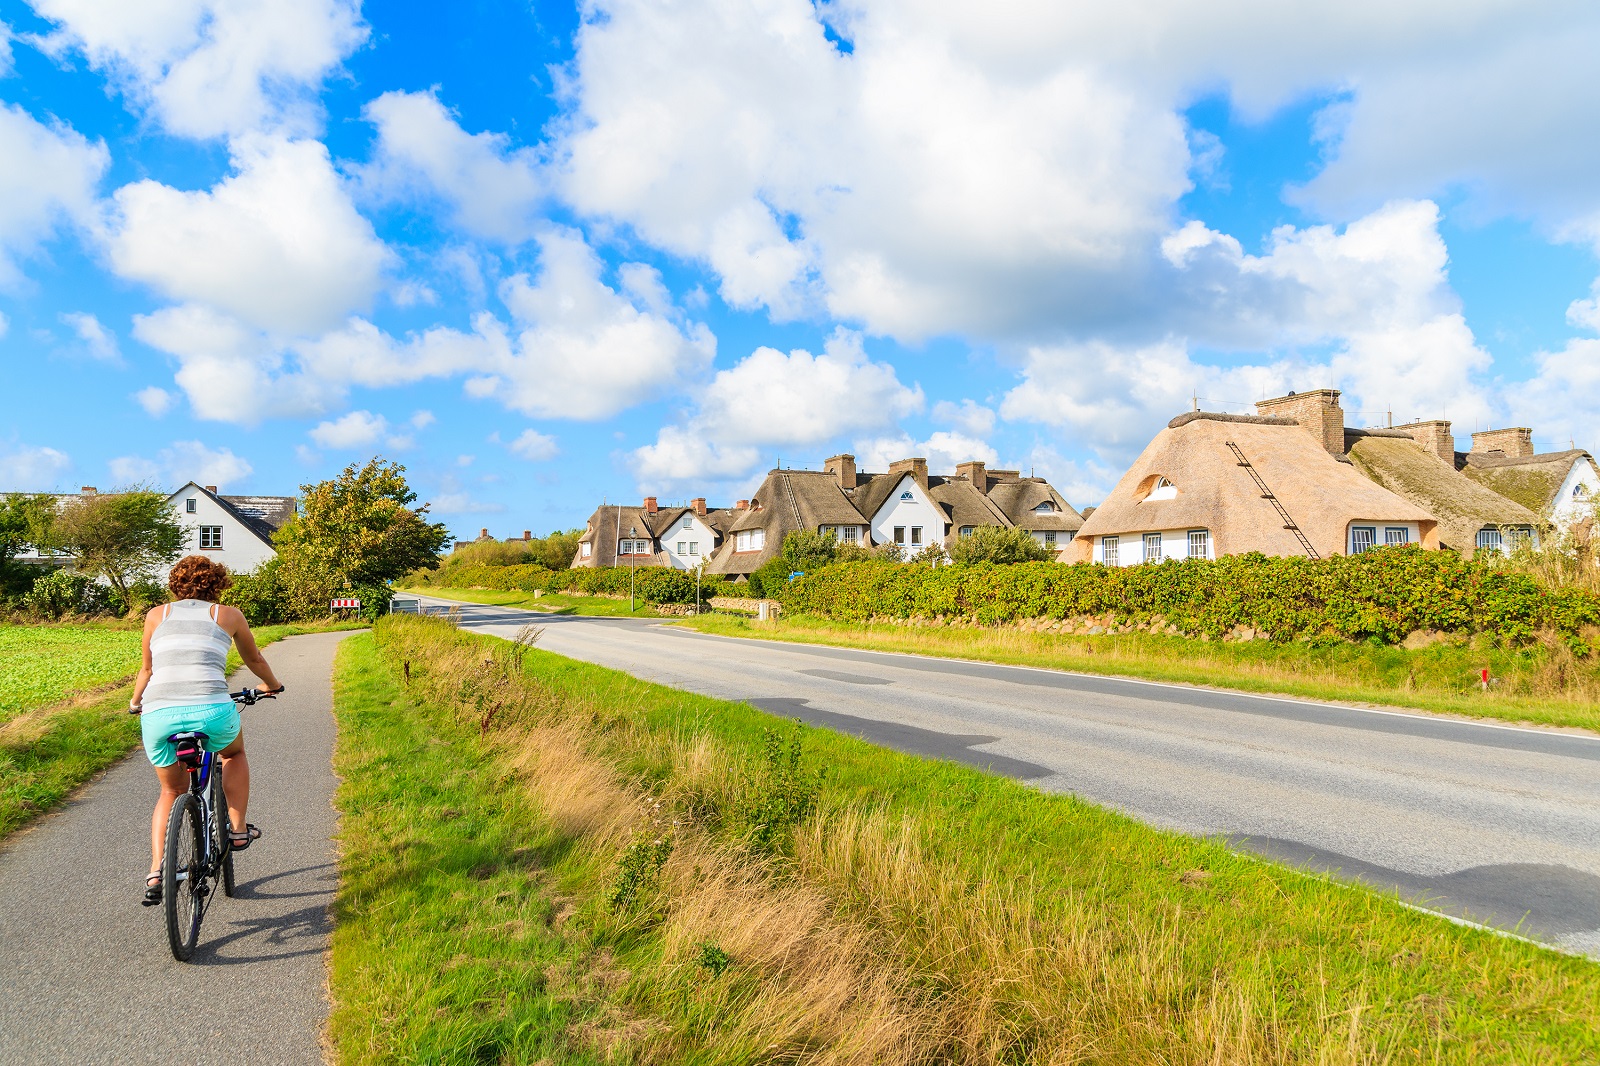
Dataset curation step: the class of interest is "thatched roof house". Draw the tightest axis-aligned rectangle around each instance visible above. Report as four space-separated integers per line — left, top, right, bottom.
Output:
573 497 735 569
703 455 1084 576
1344 430 1539 558
1454 432 1600 530
1068 409 1436 564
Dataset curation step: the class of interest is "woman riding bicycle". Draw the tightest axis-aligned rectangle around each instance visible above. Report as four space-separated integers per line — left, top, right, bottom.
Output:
130 555 283 904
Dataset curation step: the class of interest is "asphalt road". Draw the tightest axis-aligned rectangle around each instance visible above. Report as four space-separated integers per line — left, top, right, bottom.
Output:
414 595 1600 959
0 631 351 1066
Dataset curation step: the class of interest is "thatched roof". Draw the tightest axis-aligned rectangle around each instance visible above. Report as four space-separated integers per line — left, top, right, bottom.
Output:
1345 432 1537 557
986 478 1084 533
705 470 863 576
574 504 671 568
926 476 1012 532
1458 449 1596 514
1069 412 1436 561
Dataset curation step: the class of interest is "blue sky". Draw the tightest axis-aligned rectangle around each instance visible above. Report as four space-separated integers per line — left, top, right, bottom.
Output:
3 0 1599 542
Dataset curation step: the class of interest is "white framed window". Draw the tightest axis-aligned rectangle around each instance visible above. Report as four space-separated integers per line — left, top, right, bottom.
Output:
1506 527 1532 551
199 525 223 549
1143 532 1162 563
1384 527 1409 547
910 526 922 546
1187 529 1210 559
841 526 861 543
689 542 700 556
1476 528 1503 554
735 529 765 552
959 526 975 537
185 498 197 514
899 490 914 501
1034 501 1056 513
1102 536 1119 566
581 542 592 558
1043 531 1057 548
1576 484 1590 500
893 526 906 544
677 541 686 554
1147 477 1177 501
1351 526 1376 554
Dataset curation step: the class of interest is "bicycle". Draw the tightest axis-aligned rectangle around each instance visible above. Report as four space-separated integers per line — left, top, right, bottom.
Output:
156 687 277 962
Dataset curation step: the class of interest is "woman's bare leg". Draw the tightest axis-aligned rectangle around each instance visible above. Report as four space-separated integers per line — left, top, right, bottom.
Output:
150 763 188 874
218 732 249 834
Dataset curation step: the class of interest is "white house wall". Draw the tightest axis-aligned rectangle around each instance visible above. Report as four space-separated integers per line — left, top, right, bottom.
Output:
662 513 716 569
1343 520 1422 555
168 486 277 579
1093 527 1212 566
1550 459 1600 531
869 476 947 551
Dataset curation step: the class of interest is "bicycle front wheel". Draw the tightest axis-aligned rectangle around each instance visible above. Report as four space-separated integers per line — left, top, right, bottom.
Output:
163 793 204 962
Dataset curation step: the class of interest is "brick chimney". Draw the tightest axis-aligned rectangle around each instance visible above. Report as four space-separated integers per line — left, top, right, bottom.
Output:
1255 388 1346 456
643 496 658 515
479 528 489 539
1470 427 1533 458
956 460 988 492
887 457 929 491
735 499 749 510
824 453 858 491
522 530 531 540
204 485 218 493
81 486 97 495
1397 419 1455 464
691 497 707 516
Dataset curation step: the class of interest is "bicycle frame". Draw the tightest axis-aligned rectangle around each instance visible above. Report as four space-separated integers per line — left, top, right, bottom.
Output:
172 743 226 921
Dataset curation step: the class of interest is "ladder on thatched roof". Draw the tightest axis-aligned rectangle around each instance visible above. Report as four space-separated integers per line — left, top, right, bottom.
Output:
778 472 804 526
1225 441 1321 560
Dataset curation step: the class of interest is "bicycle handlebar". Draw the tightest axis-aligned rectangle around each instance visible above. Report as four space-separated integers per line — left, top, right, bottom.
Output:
230 687 283 706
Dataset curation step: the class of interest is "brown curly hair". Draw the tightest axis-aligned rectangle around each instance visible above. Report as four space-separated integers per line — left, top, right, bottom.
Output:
168 555 232 602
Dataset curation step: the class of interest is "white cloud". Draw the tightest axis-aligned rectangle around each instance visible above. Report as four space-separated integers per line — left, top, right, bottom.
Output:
108 439 251 489
108 135 392 334
632 328 921 486
853 430 996 474
505 429 559 461
426 473 505 516
931 399 996 437
0 103 107 285
30 0 367 139
1504 338 1600 451
0 311 8 339
0 20 13 76
0 443 71 491
309 410 388 449
1568 280 1600 334
134 385 174 416
361 90 544 242
59 311 120 361
409 409 435 429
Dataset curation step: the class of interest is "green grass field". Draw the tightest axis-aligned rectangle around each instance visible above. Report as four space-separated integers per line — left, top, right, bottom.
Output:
327 616 1600 1064
674 613 1600 734
396 585 670 617
0 619 363 841
0 623 144 720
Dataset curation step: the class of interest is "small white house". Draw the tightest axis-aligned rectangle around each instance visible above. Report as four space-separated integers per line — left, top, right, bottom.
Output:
164 482 294 579
661 509 719 570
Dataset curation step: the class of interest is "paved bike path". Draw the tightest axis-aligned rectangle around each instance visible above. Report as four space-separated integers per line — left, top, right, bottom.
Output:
0 631 352 1066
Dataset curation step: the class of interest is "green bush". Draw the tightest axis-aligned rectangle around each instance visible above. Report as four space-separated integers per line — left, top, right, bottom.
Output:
22 570 116 619
404 563 553 592
222 558 289 626
949 525 1052 565
782 548 1600 647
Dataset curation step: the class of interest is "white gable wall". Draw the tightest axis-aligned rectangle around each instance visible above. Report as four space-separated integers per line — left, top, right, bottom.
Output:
1550 458 1600 531
662 513 717 569
166 484 277 580
869 476 946 551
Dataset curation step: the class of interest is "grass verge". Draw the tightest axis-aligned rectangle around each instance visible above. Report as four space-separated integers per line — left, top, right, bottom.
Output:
0 619 364 842
397 585 670 617
328 615 1600 1063
675 613 1600 734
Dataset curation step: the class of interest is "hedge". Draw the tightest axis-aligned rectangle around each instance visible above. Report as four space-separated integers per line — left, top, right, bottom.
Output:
405 563 731 605
780 548 1600 648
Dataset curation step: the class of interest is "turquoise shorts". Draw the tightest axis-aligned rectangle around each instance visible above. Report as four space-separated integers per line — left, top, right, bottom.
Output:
140 702 241 767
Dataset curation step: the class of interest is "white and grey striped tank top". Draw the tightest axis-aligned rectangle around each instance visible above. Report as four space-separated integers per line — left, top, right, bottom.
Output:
143 600 233 712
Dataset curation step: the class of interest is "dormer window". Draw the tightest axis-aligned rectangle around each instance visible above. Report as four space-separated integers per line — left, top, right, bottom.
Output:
1034 501 1056 514
1147 478 1177 501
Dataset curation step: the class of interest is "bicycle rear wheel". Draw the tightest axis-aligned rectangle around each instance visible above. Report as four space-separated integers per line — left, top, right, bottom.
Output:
209 768 236 898
163 793 204 961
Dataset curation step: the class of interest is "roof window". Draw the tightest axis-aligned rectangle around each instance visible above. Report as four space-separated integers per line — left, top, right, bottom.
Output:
1134 475 1177 502
1034 501 1056 513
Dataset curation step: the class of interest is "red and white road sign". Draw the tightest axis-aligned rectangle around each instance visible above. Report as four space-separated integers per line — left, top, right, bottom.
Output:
331 598 361 610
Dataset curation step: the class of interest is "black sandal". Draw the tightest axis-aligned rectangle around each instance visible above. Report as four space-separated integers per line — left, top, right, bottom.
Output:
142 872 162 906
229 823 262 851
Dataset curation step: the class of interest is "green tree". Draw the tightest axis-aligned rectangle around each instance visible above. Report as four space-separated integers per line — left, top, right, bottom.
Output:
948 525 1052 565
54 487 186 605
274 459 450 618
0 493 59 600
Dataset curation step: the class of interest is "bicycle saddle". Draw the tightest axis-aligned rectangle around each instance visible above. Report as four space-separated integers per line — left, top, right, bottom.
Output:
168 731 211 766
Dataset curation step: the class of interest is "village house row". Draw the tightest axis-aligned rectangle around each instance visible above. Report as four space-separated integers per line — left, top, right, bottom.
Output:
564 388 1600 578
